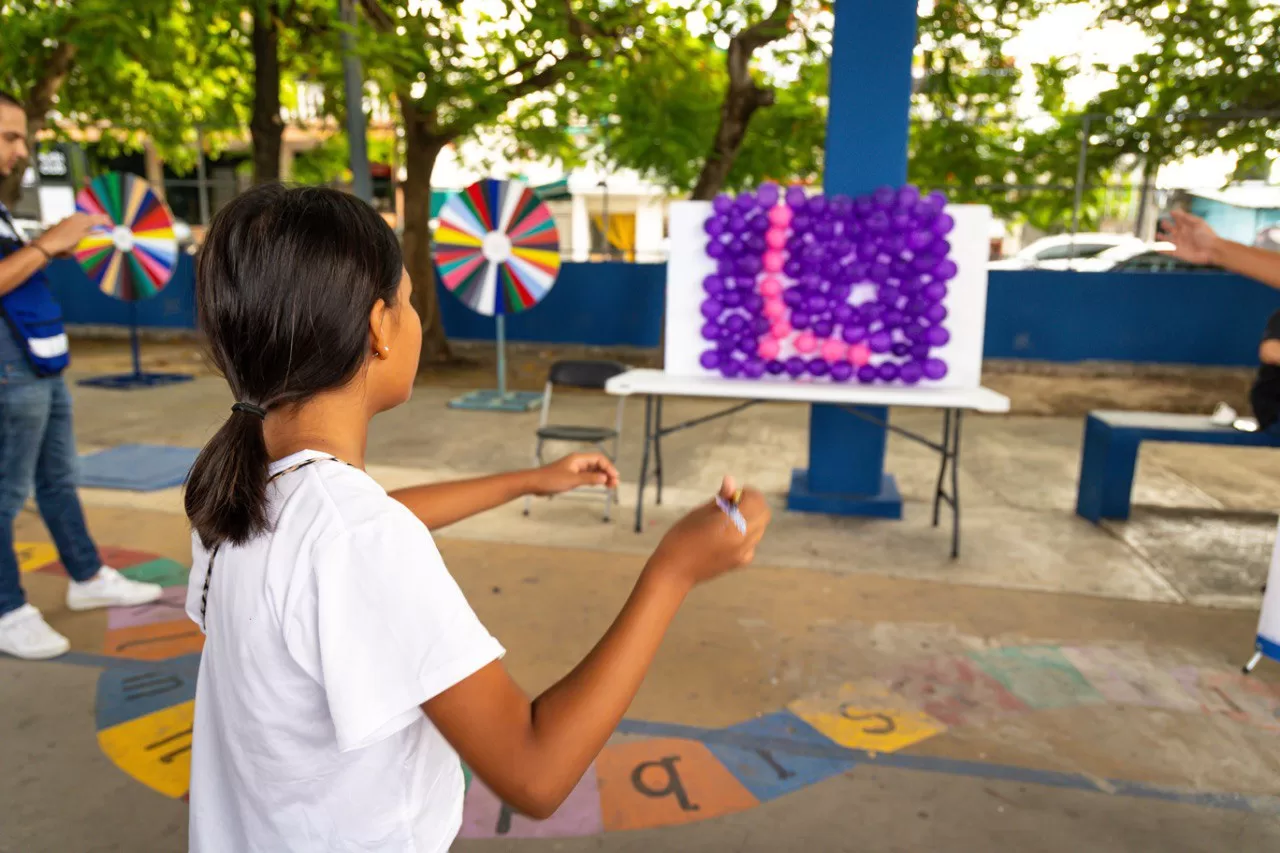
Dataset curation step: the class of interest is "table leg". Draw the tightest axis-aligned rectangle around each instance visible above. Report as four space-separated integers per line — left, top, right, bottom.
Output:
654 397 665 506
932 409 952 528
950 410 963 559
634 395 654 534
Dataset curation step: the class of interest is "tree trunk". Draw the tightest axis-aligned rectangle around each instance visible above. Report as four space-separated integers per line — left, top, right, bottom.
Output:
690 39 775 200
250 2 283 184
401 98 452 366
1133 155 1159 240
0 41 77 206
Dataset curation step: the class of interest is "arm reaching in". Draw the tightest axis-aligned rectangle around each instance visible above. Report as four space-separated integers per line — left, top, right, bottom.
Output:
423 477 770 818
1161 210 1280 290
389 451 618 530
0 213 111 297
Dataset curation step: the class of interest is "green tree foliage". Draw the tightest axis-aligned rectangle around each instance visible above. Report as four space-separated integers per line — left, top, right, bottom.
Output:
355 0 642 363
1072 0 1279 181
502 2 828 198
0 0 248 202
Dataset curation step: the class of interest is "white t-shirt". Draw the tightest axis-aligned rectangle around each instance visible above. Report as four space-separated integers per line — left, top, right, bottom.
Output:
185 449 505 853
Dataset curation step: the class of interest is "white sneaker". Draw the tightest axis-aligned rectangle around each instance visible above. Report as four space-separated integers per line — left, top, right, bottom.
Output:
1210 402 1238 427
66 566 164 611
0 604 71 660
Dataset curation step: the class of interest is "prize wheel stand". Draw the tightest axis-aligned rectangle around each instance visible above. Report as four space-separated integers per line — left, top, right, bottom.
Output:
73 172 192 389
433 178 561 412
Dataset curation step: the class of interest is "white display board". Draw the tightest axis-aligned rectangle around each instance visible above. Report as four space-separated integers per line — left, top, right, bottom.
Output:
664 201 992 391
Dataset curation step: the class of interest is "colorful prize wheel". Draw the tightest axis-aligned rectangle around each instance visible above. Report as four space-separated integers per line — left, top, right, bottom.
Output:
74 173 179 301
433 178 561 316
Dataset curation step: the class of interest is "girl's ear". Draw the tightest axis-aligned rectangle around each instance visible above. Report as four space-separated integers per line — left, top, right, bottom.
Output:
369 298 390 357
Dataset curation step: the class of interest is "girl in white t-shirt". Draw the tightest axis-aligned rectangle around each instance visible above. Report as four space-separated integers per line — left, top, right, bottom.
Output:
182 184 770 853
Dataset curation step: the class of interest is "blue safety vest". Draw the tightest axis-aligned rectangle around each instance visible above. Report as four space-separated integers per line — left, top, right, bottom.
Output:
0 203 69 376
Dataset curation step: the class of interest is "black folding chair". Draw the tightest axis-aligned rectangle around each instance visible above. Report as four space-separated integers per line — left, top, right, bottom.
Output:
523 360 628 521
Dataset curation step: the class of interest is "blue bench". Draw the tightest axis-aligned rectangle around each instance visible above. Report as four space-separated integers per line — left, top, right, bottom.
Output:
1076 410 1280 524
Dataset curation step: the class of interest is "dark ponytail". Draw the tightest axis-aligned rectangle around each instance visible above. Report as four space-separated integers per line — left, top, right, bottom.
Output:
184 184 403 549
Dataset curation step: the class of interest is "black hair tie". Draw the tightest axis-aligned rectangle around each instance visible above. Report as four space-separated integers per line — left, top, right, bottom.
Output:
231 402 267 420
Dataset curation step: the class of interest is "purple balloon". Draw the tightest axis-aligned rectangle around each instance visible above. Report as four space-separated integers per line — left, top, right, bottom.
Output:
716 257 737 276
808 359 830 377
706 240 727 260
923 358 948 380
831 283 853 301
786 236 807 254
867 212 890 233
785 356 807 378
786 185 808 209
807 295 828 313
705 216 727 237
925 304 948 324
890 212 913 233
869 331 893 353
892 342 910 357
925 326 951 347
712 195 733 215
813 321 834 338
716 336 735 352
814 220 836 239
751 316 771 335
703 275 726 295
792 213 813 233
857 364 879 384
873 185 897 209
882 309 904 327
745 234 767 254
933 213 956 236
854 195 875 216
744 294 764 314
701 322 719 341
878 362 900 382
783 259 804 278
830 195 853 219
726 314 746 333
743 358 766 379
830 361 854 382
935 259 959 281
833 303 855 324
757 183 781 207
700 298 723 320
737 337 757 355
806 195 828 216
723 290 743 308
869 263 891 283
766 359 786 376
900 361 924 385
910 343 931 360
723 237 744 257
906 230 933 252
897 185 922 208
721 359 742 378
727 214 747 233
792 312 812 330
736 191 757 210
923 282 948 302
932 239 953 257
783 288 805 308
862 303 884 321
700 350 721 370
842 324 868 344
749 214 770 234
737 255 762 276
878 285 902 305
904 322 928 342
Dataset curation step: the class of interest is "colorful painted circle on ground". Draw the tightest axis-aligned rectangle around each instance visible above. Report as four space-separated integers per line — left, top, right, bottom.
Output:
74 172 179 301
432 178 560 316
18 542 1280 832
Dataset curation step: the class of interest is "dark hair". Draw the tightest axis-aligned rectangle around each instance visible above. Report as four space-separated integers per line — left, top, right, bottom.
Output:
184 184 403 549
0 92 19 109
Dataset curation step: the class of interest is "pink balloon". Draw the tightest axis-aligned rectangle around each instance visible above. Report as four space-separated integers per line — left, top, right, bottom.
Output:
767 205 793 228
757 338 781 360
771 320 792 339
763 299 786 320
822 340 847 362
762 251 784 273
765 229 788 250
847 343 871 367
794 331 818 354
759 275 783 297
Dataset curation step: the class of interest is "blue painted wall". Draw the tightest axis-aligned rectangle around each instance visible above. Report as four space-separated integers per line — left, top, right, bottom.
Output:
44 259 1280 367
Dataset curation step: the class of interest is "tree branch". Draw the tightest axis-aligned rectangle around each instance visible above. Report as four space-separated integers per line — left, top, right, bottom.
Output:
357 0 396 33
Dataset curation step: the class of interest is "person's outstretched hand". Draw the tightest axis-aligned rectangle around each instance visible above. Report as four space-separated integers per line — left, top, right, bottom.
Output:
35 212 112 257
1159 210 1221 266
528 452 619 496
647 476 771 589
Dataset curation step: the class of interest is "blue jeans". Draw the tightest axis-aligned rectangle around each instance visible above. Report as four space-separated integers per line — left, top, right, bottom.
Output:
0 359 100 617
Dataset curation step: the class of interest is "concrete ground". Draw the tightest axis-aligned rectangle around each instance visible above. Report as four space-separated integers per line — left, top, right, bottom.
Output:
3 345 1280 852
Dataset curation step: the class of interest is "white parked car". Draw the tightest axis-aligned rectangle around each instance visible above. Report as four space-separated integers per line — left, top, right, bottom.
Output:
1078 241 1218 273
989 233 1145 270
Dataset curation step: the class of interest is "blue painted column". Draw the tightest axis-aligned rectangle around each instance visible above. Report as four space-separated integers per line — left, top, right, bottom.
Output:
786 0 919 519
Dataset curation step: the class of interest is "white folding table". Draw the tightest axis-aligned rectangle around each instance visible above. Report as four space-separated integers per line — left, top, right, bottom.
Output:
605 369 1011 557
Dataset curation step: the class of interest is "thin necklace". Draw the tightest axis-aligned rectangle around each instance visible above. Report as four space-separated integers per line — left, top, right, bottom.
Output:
200 455 355 630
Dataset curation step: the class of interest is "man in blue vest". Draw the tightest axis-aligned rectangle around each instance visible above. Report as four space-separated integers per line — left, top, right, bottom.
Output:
0 92 162 659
